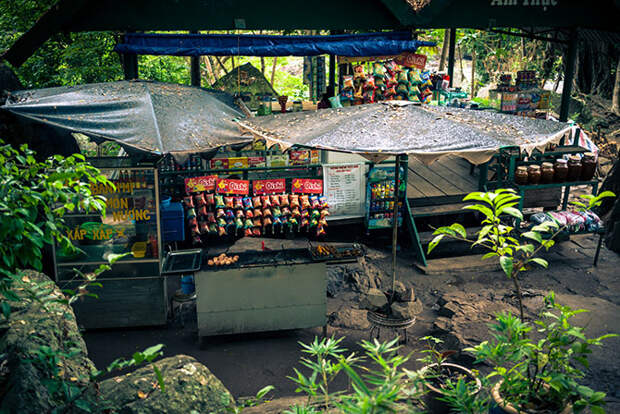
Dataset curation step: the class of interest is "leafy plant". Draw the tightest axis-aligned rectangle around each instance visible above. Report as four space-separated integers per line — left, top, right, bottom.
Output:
436 376 490 414
416 336 454 378
570 190 616 212
428 189 562 321
227 385 275 413
466 292 617 414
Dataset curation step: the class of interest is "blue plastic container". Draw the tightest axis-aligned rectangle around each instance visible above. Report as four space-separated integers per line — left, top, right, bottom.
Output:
180 275 195 295
160 195 172 208
160 201 185 242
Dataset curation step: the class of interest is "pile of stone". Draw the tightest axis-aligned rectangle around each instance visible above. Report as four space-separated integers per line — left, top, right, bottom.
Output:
360 281 422 320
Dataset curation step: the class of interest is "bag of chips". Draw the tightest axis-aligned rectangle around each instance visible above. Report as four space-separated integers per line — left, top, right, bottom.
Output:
216 208 225 218
245 210 254 219
198 206 208 217
190 223 200 235
225 210 235 219
218 226 227 236
183 195 195 208
272 207 282 217
235 218 244 229
301 195 310 209
319 218 328 227
342 75 354 89
224 196 234 208
310 218 318 227
289 217 299 227
263 216 273 226
310 196 320 209
253 218 262 227
282 207 291 216
215 195 225 208
194 193 206 207
252 228 261 237
316 226 326 237
263 208 273 217
261 195 272 207
217 217 227 227
301 209 309 218
236 209 245 218
311 209 321 219
280 194 289 207
252 196 262 208
233 197 243 209
301 217 309 228
320 209 330 219
272 216 282 227
188 217 197 226
244 228 253 237
187 208 196 219
207 212 216 223
373 62 385 77
289 194 300 208
244 218 253 229
319 196 328 209
269 195 279 206
199 220 208 234
243 197 253 210
208 223 217 234
205 193 215 206
253 208 262 217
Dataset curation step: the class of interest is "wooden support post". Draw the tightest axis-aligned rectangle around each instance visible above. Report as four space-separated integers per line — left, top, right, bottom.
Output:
447 29 456 88
122 53 138 80
560 28 578 122
328 54 336 97
390 154 401 300
189 31 201 87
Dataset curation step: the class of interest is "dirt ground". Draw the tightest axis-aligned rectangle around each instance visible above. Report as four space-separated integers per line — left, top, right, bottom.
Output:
84 234 620 412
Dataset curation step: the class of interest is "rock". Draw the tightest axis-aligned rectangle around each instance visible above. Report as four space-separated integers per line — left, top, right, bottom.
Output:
350 257 385 293
390 300 423 319
101 355 235 414
393 281 415 302
437 301 460 318
0 270 96 414
327 266 347 297
329 308 370 330
359 288 388 311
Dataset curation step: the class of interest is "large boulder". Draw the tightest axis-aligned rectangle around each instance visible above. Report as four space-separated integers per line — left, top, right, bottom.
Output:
359 288 388 312
100 355 235 414
0 270 96 414
329 307 371 330
390 300 423 319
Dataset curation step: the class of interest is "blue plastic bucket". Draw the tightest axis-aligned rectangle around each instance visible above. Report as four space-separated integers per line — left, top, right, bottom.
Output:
180 275 195 295
160 195 172 208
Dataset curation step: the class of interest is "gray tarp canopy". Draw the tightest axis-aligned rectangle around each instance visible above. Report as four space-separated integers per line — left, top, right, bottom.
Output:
236 102 573 165
1 80 251 161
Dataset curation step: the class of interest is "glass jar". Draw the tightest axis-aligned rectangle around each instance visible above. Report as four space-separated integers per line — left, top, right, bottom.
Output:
540 162 554 184
567 155 582 181
580 152 597 181
515 166 529 185
527 165 541 184
554 159 568 182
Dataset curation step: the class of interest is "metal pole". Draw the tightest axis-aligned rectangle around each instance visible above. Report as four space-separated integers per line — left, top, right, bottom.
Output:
190 31 201 87
391 154 401 302
559 28 578 122
328 54 336 97
447 29 456 87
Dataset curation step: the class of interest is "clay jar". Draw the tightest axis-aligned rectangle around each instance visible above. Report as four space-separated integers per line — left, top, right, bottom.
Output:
541 162 554 184
567 155 582 181
515 166 528 185
554 159 568 182
580 152 597 181
527 165 541 185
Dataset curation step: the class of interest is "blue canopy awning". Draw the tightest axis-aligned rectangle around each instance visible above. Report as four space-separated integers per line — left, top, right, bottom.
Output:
114 32 435 57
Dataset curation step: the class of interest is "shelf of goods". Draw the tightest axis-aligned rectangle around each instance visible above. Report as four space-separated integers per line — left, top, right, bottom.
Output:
365 165 406 230
53 160 166 329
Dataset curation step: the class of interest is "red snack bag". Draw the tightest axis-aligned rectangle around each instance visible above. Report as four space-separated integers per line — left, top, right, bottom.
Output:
198 206 208 217
252 228 261 237
301 195 310 209
244 228 253 237
310 196 320 209
192 234 202 244
289 194 300 208
316 226 326 237
263 216 272 226
253 218 262 227
183 195 195 208
270 195 281 206
207 212 216 223
194 193 206 207
245 210 254 218
263 208 273 217
236 209 245 218
224 197 234 208
199 221 209 234
282 207 291 216
205 193 215 206
234 197 244 209
253 208 262 217
261 195 272 207
190 223 200 235
280 194 290 207
320 209 330 218
252 196 262 208
218 226 227 236
188 217 198 226
319 218 328 227
292 207 301 218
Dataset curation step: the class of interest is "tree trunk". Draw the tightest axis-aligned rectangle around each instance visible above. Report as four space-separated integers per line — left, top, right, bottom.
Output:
612 57 620 116
204 56 215 85
471 48 476 98
458 45 465 84
439 29 449 72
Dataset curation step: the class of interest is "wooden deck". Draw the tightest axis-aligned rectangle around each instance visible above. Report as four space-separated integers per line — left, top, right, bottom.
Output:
407 155 480 209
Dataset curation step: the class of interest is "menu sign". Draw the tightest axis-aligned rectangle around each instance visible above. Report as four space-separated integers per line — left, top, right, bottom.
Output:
216 178 250 195
323 163 364 218
291 178 323 194
184 175 217 193
253 179 286 195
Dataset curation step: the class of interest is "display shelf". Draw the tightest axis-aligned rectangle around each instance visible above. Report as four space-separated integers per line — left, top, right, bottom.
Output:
158 163 323 175
513 180 598 191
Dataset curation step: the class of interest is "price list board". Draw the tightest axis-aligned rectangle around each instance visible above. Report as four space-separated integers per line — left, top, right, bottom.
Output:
322 163 365 219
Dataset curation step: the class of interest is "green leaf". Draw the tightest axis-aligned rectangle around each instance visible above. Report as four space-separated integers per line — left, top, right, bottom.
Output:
521 231 542 243
499 256 513 278
463 204 494 219
528 258 548 268
1 302 11 319
500 207 523 220
256 385 275 400
427 234 445 254
153 365 166 392
449 223 467 238
463 192 488 202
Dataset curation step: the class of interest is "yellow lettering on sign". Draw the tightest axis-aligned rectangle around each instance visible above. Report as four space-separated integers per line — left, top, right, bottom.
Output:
111 209 152 222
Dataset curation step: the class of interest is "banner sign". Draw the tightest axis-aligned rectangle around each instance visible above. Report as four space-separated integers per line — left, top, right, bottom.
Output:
395 52 427 69
323 164 365 218
184 175 217 193
216 178 250 195
291 178 323 194
253 179 286 195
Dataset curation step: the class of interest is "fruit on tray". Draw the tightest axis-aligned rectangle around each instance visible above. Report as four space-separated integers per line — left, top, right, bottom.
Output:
207 253 239 267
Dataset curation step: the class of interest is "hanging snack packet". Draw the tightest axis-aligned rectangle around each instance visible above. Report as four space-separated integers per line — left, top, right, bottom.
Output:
216 208 225 218
373 62 385 77
316 226 327 237
310 196 320 209
235 209 245 218
282 207 291 216
198 206 208 217
243 218 253 229
289 217 299 227
224 196 234 208
320 209 330 219
301 209 309 218
253 208 262 217
245 209 254 218
280 216 289 226
235 218 244 229
207 212 216 223
261 195 272 207
205 193 215 206
272 216 282 227
243 197 253 210
301 195 310 209
187 208 196 219
311 209 321 219
215 195 225 208
188 216 197 226
263 208 273 217
208 223 217 234
183 195 195 208
289 194 300 208
234 197 243 209
225 210 235 219
244 228 253 237
310 218 319 227
272 206 282 217
280 194 290 207
218 226 227 237
252 228 262 237
253 218 262 227
301 217 310 228
263 216 272 226
252 196 262 208
199 220 209 234
342 75 354 89
268 195 278 206
194 193 206 207
319 196 328 209
190 223 200 235
319 218 328 227
217 217 227 227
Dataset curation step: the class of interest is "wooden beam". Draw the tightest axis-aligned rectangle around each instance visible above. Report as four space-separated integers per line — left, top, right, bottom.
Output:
122 53 138 80
447 28 456 87
486 28 568 44
560 28 578 122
